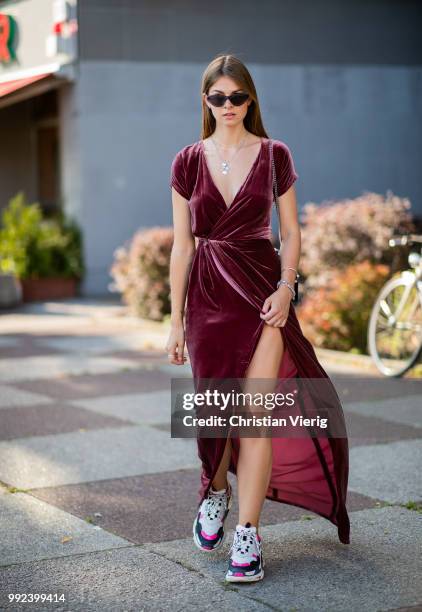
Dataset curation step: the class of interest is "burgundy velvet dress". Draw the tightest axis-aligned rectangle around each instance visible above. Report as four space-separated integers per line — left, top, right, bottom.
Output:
170 136 350 545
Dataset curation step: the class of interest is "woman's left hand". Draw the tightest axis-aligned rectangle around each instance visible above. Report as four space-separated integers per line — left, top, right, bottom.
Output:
260 285 292 327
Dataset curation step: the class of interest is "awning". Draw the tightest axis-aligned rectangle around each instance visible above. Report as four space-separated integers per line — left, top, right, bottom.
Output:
0 72 55 97
0 71 67 110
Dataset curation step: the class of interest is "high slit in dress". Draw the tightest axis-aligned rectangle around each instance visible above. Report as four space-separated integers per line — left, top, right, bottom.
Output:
170 136 350 545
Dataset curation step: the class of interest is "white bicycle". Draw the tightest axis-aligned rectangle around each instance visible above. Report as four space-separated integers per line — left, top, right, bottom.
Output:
368 234 422 377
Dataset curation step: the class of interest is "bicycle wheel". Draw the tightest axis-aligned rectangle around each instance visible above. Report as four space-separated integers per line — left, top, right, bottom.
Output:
367 273 422 377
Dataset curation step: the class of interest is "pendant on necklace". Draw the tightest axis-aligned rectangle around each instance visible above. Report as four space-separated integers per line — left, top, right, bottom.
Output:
221 161 230 175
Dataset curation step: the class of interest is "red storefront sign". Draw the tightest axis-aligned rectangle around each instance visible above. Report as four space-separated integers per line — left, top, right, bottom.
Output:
0 13 16 63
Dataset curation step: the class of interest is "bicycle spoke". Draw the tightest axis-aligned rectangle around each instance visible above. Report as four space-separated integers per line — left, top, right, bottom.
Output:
369 276 422 375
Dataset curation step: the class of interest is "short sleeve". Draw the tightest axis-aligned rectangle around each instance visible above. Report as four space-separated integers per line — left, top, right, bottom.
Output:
170 149 190 200
273 140 299 197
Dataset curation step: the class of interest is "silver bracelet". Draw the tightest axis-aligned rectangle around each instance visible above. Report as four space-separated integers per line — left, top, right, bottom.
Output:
276 279 295 297
281 267 299 276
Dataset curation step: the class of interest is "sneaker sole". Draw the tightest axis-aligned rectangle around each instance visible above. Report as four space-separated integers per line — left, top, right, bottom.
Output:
225 569 264 583
192 489 233 553
225 552 265 582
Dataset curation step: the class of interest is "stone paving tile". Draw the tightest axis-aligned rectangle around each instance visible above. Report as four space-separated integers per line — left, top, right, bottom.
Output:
35 333 149 354
344 394 422 429
158 371 422 406
156 362 197 377
98 349 168 362
11 369 172 400
0 336 20 348
0 545 270 612
0 425 198 489
145 506 422 612
0 403 135 441
0 335 66 359
0 385 54 409
349 438 422 503
344 411 421 448
153 412 422 449
0 354 141 383
32 468 380 546
70 390 171 425
332 376 422 404
0 492 132 567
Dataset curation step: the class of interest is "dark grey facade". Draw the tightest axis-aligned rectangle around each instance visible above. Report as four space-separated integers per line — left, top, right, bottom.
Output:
1 0 421 294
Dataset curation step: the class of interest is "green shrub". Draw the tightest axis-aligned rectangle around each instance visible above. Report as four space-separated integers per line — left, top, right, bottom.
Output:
109 226 173 321
0 191 84 279
294 190 417 353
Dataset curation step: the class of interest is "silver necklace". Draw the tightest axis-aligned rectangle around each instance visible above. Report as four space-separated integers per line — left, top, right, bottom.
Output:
211 135 248 175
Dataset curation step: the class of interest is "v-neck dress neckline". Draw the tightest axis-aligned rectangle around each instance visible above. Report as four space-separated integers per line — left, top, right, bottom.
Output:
200 137 264 210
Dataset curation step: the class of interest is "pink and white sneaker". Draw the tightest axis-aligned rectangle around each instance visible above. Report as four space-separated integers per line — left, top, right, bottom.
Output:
193 483 233 552
225 522 265 582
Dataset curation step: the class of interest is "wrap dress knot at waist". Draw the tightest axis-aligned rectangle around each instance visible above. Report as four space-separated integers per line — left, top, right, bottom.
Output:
197 233 272 246
198 237 223 246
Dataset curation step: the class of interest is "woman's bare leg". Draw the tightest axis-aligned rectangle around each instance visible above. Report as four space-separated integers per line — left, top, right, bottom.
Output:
211 437 232 490
237 324 284 534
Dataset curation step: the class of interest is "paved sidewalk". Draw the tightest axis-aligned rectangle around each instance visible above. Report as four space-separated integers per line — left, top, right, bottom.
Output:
0 298 421 611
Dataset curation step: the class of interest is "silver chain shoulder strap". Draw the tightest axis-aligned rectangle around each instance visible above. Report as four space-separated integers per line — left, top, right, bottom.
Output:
269 138 281 250
269 138 299 304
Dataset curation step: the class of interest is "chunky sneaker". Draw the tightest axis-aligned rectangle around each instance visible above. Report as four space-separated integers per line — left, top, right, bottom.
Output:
193 482 233 552
225 522 265 582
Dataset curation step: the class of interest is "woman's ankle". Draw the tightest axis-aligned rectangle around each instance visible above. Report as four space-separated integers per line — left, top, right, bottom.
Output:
212 477 229 491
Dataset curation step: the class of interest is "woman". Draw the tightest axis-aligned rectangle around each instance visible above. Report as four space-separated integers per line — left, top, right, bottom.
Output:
166 54 350 583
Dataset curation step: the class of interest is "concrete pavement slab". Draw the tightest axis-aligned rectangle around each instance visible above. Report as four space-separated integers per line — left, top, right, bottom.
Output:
0 385 53 409
0 492 132 567
32 469 381 546
0 336 20 348
99 349 168 365
158 363 195 376
0 403 134 441
0 334 67 359
344 411 421 447
344 394 422 429
349 439 422 503
146 506 422 612
153 410 422 448
0 354 141 383
332 376 422 403
12 368 171 400
35 333 150 354
0 545 270 612
0 425 198 489
70 391 171 425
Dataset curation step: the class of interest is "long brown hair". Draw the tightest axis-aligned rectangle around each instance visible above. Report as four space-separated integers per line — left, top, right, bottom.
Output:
200 54 269 140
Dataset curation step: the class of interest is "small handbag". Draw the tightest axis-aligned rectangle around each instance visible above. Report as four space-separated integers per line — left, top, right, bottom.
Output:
269 138 300 304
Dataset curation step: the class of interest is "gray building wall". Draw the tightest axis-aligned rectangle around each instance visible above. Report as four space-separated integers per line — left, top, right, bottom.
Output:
75 0 422 294
0 0 421 295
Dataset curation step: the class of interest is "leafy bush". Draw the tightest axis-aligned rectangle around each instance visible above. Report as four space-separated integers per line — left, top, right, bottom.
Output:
297 260 391 353
294 190 417 353
109 226 173 321
0 192 84 279
299 190 415 289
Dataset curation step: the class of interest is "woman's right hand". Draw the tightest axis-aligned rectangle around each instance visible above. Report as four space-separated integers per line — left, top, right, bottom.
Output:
165 321 188 365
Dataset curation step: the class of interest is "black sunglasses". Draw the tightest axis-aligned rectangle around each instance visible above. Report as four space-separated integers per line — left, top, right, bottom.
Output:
206 92 250 107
